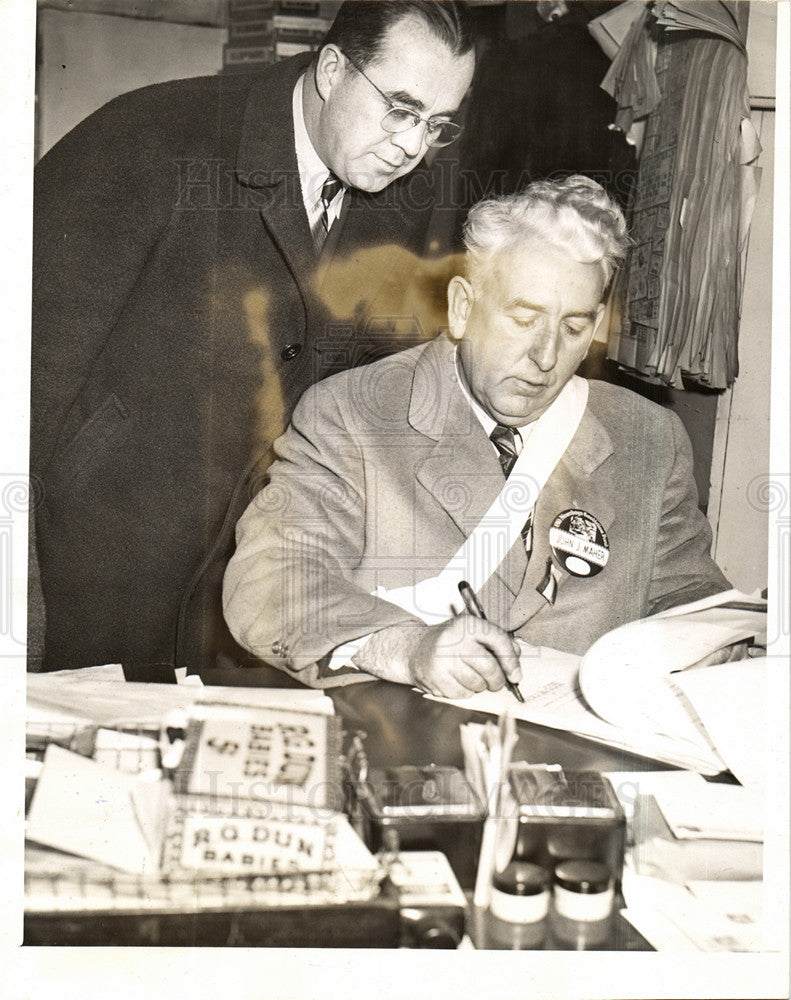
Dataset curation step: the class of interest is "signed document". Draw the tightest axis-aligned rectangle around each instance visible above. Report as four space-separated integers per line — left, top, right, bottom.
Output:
431 590 767 775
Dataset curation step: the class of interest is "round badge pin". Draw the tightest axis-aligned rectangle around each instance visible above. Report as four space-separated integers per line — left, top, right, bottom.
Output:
549 509 609 577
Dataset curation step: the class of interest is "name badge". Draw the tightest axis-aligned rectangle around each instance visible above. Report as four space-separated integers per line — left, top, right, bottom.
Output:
549 509 609 578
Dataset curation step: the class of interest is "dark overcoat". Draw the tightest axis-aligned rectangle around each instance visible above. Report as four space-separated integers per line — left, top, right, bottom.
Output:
31 54 435 670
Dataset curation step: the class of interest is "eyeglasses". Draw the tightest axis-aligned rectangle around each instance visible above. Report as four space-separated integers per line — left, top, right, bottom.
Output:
342 51 463 148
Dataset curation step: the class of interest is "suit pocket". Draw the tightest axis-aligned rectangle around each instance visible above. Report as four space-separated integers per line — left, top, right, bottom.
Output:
52 393 131 491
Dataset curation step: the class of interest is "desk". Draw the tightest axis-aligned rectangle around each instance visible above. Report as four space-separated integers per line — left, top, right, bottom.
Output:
200 670 661 951
201 667 675 775
26 670 662 949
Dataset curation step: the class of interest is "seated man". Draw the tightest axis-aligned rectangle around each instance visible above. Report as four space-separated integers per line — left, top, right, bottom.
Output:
223 176 729 698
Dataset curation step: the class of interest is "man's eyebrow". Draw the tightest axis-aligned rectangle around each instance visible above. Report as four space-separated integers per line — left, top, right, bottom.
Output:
383 89 457 118
508 298 598 321
385 89 425 111
508 298 545 312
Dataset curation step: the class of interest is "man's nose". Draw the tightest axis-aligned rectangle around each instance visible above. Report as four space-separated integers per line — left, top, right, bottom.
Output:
390 122 426 160
527 326 559 372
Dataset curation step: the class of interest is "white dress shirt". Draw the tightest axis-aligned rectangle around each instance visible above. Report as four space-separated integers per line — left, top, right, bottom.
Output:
292 74 345 237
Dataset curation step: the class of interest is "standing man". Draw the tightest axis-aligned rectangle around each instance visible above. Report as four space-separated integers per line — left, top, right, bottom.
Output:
30 2 476 671
223 176 729 696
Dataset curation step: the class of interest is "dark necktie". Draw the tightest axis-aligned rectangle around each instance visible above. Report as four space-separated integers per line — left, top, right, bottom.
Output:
490 424 520 478
315 172 343 250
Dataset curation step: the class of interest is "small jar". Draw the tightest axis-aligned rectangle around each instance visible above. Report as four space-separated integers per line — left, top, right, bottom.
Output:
553 860 613 922
490 862 551 924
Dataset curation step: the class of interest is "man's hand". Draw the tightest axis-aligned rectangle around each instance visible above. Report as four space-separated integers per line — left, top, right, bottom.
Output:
409 614 522 699
690 640 751 669
351 615 523 699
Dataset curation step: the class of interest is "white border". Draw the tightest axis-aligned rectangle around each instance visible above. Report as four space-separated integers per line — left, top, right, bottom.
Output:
2 2 789 997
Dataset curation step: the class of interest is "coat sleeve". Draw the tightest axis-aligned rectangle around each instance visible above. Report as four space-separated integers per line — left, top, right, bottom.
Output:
222 379 422 687
647 408 730 613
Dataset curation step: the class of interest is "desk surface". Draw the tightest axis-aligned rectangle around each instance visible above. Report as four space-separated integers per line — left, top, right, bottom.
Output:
202 668 676 776
197 670 661 952
27 669 659 950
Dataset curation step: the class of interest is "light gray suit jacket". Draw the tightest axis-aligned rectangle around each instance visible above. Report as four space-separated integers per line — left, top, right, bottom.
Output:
224 335 728 687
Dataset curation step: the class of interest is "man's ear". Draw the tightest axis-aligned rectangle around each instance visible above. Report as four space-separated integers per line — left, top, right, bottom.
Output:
314 44 345 102
587 302 607 352
447 275 473 342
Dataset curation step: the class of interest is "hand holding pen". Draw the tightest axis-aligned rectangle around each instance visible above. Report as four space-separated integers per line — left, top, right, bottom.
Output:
458 580 525 704
405 585 523 700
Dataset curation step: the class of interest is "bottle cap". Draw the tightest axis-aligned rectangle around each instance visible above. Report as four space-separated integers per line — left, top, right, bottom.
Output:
490 862 550 923
553 860 613 921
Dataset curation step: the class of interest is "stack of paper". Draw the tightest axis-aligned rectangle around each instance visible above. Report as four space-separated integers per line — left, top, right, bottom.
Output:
434 591 767 776
621 870 763 952
603 771 766 952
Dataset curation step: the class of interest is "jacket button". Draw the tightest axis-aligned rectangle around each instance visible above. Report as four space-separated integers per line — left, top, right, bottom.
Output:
281 343 302 360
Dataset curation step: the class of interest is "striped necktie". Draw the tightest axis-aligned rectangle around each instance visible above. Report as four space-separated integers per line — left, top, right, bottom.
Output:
490 424 521 478
314 172 343 250
490 423 532 555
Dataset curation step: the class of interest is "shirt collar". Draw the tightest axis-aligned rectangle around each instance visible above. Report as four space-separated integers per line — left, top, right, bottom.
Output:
292 73 335 206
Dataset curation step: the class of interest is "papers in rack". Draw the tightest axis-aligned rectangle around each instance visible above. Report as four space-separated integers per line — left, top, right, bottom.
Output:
25 673 382 906
431 590 767 775
27 666 333 729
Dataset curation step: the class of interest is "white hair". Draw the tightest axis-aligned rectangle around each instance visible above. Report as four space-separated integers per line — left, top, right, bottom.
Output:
463 175 630 288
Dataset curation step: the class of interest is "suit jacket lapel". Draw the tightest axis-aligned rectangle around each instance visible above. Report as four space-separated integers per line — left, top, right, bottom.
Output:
508 404 616 627
410 339 529 597
409 353 618 616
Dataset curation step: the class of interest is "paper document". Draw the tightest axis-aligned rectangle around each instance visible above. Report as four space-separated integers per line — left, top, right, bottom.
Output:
579 592 766 742
25 744 168 874
621 870 762 952
672 657 767 788
652 782 763 842
27 671 333 728
432 643 725 773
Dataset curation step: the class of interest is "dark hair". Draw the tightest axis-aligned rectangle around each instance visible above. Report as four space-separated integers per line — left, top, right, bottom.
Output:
322 1 474 68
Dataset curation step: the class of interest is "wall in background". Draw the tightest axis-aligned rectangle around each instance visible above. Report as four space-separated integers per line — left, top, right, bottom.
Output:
709 106 774 593
707 2 777 594
36 8 225 159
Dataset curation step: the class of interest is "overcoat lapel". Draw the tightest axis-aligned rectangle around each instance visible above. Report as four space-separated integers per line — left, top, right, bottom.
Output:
234 56 317 314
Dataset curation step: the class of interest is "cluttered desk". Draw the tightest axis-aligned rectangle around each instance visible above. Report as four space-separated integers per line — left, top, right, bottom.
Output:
24 592 768 952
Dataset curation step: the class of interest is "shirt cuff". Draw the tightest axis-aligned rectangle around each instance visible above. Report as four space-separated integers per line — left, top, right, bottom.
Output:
324 633 374 672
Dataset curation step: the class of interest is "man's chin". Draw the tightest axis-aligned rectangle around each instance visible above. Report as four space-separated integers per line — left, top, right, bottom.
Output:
346 162 413 193
493 401 548 426
346 173 395 194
